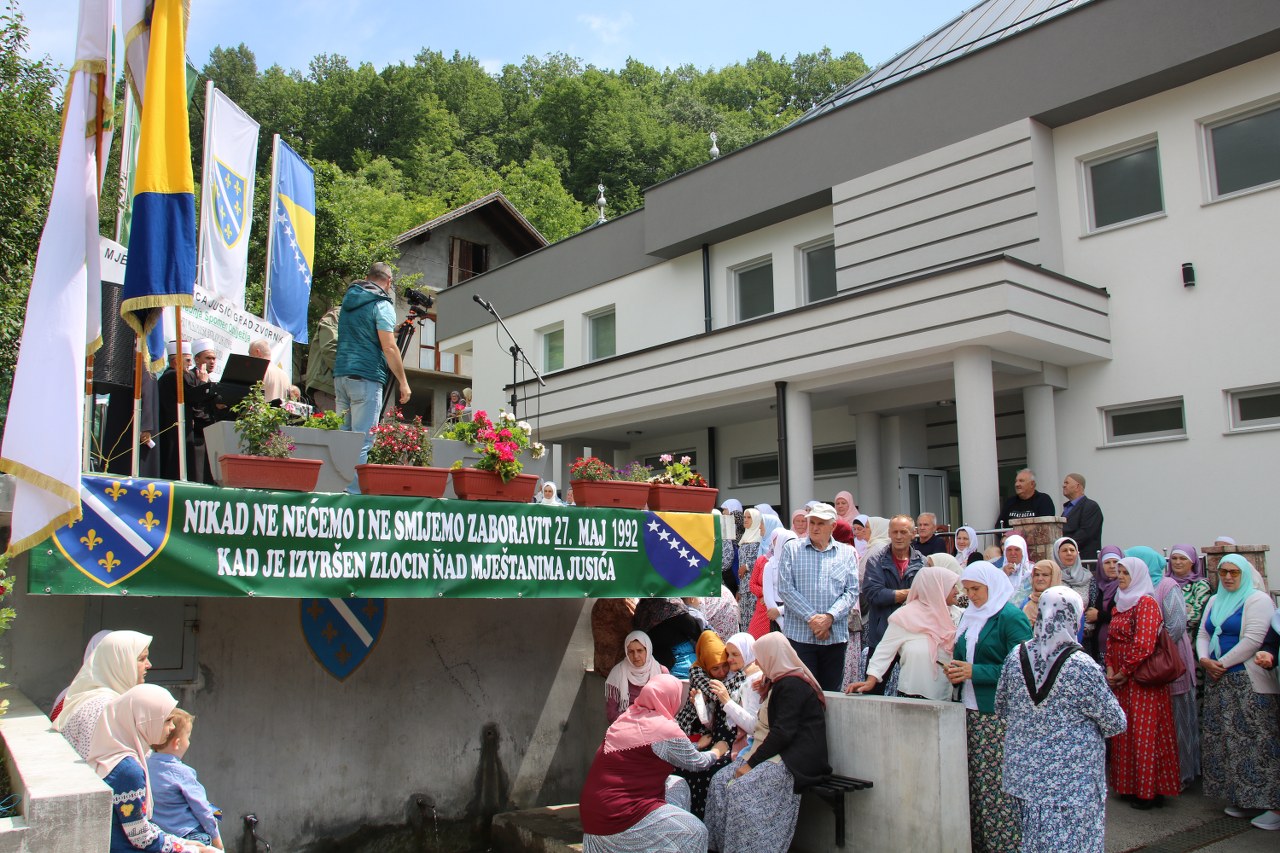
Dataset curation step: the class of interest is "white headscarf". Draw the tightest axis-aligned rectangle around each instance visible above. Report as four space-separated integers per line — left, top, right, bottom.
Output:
1114 556 1155 613
55 630 152 732
1024 586 1084 692
604 631 664 716
1002 534 1034 598
954 525 979 564
52 630 112 717
87 684 177 811
725 632 757 667
739 509 764 545
956 562 1015 710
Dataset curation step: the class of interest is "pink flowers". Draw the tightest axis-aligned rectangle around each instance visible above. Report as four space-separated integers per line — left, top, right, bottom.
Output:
660 453 673 464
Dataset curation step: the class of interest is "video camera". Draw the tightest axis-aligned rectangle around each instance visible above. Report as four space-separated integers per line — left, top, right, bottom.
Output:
403 287 435 317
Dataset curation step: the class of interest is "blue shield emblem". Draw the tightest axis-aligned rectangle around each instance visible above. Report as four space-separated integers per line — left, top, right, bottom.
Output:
212 158 248 249
643 511 715 589
301 598 386 680
53 476 173 588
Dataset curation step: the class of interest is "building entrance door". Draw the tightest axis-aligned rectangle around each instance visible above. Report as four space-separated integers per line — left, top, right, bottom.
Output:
899 467 949 526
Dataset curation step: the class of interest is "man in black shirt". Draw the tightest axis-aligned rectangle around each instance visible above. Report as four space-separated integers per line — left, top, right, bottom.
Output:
912 512 948 556
995 468 1055 530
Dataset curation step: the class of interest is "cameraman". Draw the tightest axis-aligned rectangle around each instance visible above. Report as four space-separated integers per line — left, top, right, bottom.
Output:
334 262 411 492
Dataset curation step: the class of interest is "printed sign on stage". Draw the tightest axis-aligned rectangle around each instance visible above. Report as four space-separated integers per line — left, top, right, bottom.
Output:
29 475 720 599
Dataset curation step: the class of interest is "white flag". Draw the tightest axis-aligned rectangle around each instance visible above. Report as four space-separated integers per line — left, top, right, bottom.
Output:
197 85 260 307
0 0 114 555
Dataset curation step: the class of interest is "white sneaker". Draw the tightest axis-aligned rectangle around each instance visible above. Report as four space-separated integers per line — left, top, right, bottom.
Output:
1224 806 1250 818
1251 810 1280 831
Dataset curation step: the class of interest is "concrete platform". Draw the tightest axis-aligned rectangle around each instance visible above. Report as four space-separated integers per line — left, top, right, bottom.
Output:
490 805 583 853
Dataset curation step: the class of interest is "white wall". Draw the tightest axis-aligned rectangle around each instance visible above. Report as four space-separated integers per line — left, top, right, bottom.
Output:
1053 52 1280 547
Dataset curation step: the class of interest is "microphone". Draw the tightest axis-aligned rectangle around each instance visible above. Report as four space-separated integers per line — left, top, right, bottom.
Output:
473 294 493 312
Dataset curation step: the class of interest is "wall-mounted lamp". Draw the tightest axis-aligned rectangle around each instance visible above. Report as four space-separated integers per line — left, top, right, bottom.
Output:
1182 262 1196 287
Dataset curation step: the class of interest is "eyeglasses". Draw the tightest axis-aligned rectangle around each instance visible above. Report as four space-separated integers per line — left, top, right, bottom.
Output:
1218 568 1243 577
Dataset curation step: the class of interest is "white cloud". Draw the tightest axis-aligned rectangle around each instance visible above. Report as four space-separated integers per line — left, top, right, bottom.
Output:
577 11 634 45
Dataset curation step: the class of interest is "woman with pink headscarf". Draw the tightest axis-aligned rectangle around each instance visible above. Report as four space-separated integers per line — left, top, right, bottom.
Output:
848 565 958 700
580 674 730 852
834 490 858 526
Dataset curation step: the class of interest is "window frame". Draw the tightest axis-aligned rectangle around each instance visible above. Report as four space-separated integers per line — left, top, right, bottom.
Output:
586 306 616 363
731 255 775 322
1079 135 1166 234
813 441 857 477
642 450 698 470
539 323 565 372
798 237 837 305
733 452 780 487
1100 397 1187 447
447 236 489 286
1225 383 1280 433
1200 97 1280 202
415 313 458 374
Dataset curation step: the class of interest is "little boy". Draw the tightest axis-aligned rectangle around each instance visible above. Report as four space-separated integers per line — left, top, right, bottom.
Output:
147 709 223 849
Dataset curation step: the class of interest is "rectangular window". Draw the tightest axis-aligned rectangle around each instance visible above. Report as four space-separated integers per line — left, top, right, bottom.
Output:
735 260 774 321
1103 398 1186 445
734 453 779 487
804 242 837 302
416 315 458 374
1086 142 1164 230
813 442 857 476
448 237 489 285
1228 384 1280 431
1207 103 1280 198
542 326 564 372
588 309 615 362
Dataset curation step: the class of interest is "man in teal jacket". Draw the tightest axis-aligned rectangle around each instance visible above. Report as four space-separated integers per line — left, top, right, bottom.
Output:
333 262 411 491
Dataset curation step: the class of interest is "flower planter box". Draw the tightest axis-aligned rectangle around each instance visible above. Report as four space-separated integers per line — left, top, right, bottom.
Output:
431 438 551 499
571 479 650 509
646 484 719 513
450 470 540 503
219 454 322 492
205 420 366 492
355 464 450 497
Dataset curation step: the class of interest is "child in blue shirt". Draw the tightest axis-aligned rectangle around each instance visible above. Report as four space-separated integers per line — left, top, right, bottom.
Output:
146 709 223 849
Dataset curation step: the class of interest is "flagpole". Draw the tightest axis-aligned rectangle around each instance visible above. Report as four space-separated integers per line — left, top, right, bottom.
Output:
175 308 188 481
131 339 144 477
261 133 281 320
115 86 135 244
84 64 110 475
195 80 214 293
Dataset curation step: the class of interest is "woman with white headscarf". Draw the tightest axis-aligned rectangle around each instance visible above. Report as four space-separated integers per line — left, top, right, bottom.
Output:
537 481 566 505
954 525 980 566
90 684 217 853
1001 534 1035 601
707 632 763 757
1197 555 1280 830
605 631 668 724
736 509 765 632
996 587 1126 852
947 562 1032 852
1105 556 1179 809
56 630 154 759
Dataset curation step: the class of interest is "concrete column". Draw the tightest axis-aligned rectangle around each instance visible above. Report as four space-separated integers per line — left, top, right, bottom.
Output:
1022 384 1060 510
953 346 1000 528
854 412 882 514
784 385 815 504
880 415 903 516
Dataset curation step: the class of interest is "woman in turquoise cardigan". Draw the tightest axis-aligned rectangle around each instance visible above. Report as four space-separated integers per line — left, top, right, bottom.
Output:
947 561 1033 853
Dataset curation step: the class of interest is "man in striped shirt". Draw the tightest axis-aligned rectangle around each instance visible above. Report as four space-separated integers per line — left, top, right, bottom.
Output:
778 502 860 691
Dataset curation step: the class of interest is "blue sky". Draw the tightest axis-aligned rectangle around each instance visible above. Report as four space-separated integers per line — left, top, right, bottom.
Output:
21 0 975 78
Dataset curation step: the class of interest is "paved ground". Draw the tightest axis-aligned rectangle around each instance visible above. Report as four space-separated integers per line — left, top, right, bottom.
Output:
1104 781 1277 853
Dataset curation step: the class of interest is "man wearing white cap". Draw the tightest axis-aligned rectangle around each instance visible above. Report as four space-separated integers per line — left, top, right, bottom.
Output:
777 501 860 691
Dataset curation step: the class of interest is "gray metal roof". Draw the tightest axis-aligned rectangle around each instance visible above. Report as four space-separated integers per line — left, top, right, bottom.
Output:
796 0 1097 125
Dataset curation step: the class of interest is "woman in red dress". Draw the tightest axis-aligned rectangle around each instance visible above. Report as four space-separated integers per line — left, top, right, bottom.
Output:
1106 555 1180 809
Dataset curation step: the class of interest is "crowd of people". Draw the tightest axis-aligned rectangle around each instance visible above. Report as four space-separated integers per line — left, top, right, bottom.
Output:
50 632 223 852
584 475 1280 852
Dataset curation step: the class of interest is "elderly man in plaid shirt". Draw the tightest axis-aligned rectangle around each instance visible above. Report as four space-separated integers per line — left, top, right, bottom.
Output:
777 502 860 691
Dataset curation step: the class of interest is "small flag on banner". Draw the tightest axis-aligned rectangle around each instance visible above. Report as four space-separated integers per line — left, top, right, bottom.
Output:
119 0 196 367
197 84 259 308
0 0 114 555
265 137 315 344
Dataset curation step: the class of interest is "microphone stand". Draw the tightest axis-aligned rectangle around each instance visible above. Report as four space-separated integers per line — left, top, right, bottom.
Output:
474 296 545 418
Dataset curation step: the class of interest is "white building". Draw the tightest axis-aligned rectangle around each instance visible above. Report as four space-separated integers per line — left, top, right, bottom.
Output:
439 0 1280 548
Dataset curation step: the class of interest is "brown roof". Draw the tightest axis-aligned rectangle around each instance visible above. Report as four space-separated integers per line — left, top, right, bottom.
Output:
392 191 547 254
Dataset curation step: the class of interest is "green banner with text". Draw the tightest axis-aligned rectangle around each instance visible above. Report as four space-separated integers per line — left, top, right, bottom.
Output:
26 475 721 599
